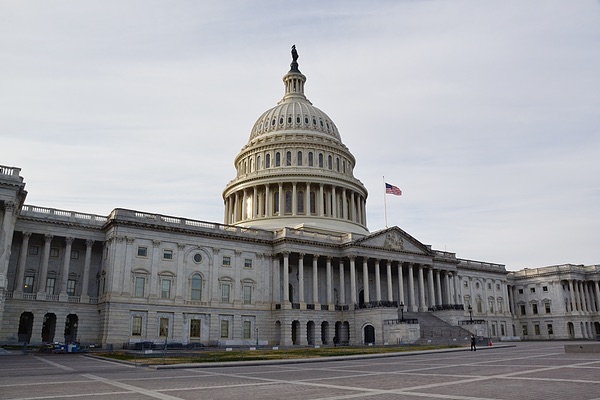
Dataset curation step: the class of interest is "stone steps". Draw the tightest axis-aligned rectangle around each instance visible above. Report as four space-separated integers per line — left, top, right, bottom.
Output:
404 312 472 346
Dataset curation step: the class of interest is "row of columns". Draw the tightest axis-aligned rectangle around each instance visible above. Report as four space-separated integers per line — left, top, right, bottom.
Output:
566 279 600 314
12 232 95 300
224 182 367 226
464 275 511 315
277 253 461 312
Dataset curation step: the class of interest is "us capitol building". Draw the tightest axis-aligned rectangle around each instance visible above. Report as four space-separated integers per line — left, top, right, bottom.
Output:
1 49 598 348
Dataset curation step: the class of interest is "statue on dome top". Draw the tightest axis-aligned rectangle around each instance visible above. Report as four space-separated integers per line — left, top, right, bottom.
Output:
290 45 300 72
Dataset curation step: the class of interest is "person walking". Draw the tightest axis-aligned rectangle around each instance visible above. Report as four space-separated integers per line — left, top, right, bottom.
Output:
470 335 477 351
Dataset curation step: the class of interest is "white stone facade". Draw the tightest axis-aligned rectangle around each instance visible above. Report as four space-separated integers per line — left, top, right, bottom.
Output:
0 50 598 348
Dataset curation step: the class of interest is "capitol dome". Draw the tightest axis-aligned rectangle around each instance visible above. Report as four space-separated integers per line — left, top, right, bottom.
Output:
223 47 369 235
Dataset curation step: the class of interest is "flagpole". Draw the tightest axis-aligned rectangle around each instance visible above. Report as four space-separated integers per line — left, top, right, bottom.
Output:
383 176 388 228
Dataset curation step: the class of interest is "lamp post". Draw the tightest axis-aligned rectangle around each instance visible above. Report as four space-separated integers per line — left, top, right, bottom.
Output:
400 302 405 321
255 327 259 347
468 305 473 322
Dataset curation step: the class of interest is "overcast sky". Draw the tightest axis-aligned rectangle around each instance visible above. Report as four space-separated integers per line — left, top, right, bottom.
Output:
1 0 599 271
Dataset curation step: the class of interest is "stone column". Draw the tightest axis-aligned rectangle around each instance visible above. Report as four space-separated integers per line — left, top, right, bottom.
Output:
292 182 297 216
583 281 591 313
350 256 357 305
80 239 93 300
386 260 393 302
15 232 31 294
38 234 53 295
331 186 337 218
278 183 284 215
253 186 258 218
282 252 290 304
233 191 239 222
342 188 348 220
408 264 416 311
374 259 381 302
298 253 305 303
265 185 271 217
427 267 435 308
326 256 333 305
445 272 452 307
594 280 600 313
435 270 442 306
453 273 460 305
362 258 370 303
0 202 16 278
418 265 426 311
398 263 405 306
312 255 319 304
339 259 345 305
305 182 310 215
59 237 74 299
568 280 576 313
319 184 324 216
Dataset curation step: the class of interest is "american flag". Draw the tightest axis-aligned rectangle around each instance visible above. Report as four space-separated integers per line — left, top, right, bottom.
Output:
385 182 402 196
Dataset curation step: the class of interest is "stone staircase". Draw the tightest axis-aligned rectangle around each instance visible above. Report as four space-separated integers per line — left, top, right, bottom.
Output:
404 312 472 346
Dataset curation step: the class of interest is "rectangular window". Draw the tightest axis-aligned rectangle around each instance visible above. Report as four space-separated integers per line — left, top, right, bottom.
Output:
547 324 553 335
496 283 500 290
221 283 230 303
28 245 39 255
24 276 34 293
542 286 548 292
50 248 59 258
220 320 229 338
190 320 201 338
545 303 551 313
488 300 494 313
137 246 148 257
134 276 145 297
163 249 173 260
530 287 535 293
67 279 76 296
520 304 526 315
45 278 56 294
534 324 540 335
464 281 468 288
522 325 528 336
159 318 169 337
501 324 505 336
132 316 143 336
161 279 171 299
532 303 538 314
518 288 524 294
244 259 252 268
222 256 231 267
243 286 252 304
70 250 79 260
487 283 492 290
191 276 202 301
243 320 252 339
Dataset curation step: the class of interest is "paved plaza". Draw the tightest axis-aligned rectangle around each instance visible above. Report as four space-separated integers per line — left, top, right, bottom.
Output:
0 341 599 400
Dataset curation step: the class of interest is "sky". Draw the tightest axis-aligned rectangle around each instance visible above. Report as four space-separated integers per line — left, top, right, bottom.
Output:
1 0 599 271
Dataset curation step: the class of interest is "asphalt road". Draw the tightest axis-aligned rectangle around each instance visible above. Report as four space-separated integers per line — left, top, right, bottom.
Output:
1 341 598 400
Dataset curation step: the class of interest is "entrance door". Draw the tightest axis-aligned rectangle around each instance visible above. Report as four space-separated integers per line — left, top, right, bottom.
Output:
364 325 375 344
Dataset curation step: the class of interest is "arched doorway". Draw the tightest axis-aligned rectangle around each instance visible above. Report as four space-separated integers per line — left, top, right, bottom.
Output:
364 324 375 345
321 321 329 345
291 320 300 345
306 321 315 345
18 312 34 343
64 314 79 343
342 321 350 344
594 322 600 336
42 313 57 342
567 322 575 339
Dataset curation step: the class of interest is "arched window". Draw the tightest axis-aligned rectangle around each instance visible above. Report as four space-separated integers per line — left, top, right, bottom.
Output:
265 154 271 168
257 155 261 170
328 155 332 170
275 152 281 167
308 152 313 166
297 190 304 213
285 191 292 213
286 151 292 166
318 153 324 168
191 274 202 301
297 151 303 166
336 157 340 172
310 191 316 214
274 191 279 214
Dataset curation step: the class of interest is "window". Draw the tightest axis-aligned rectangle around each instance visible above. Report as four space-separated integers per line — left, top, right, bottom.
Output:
265 153 271 168
243 286 252 304
132 316 143 336
193 253 202 263
137 246 148 257
488 300 494 313
545 302 551 313
464 281 468 288
487 283 492 290
50 248 59 258
297 151 302 166
275 152 281 167
286 151 292 166
134 276 145 297
159 318 169 337
475 282 480 289
274 191 279 214
190 319 201 338
71 250 79 260
163 249 173 260
28 245 39 255
243 320 252 339
220 320 229 338
24 276 34 293
501 324 505 336
543 286 548 292
256 155 261 170
530 287 535 293
309 191 316 214
308 152 313 166
297 191 304 213
222 256 231 267
327 155 332 169
285 191 292 213
547 324 553 335
318 153 323 168
221 283 231 303
520 304 526 315
496 283 500 290
161 279 172 299
45 278 55 294
534 324 540 335
191 274 202 301
522 325 528 336
518 289 524 294
532 303 538 314
67 279 76 296
244 259 252 269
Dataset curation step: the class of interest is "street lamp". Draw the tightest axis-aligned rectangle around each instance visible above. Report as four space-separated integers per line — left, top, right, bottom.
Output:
468 305 473 322
255 327 259 347
400 302 405 321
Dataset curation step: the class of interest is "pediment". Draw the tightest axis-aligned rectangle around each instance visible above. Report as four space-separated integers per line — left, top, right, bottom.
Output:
353 226 432 255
